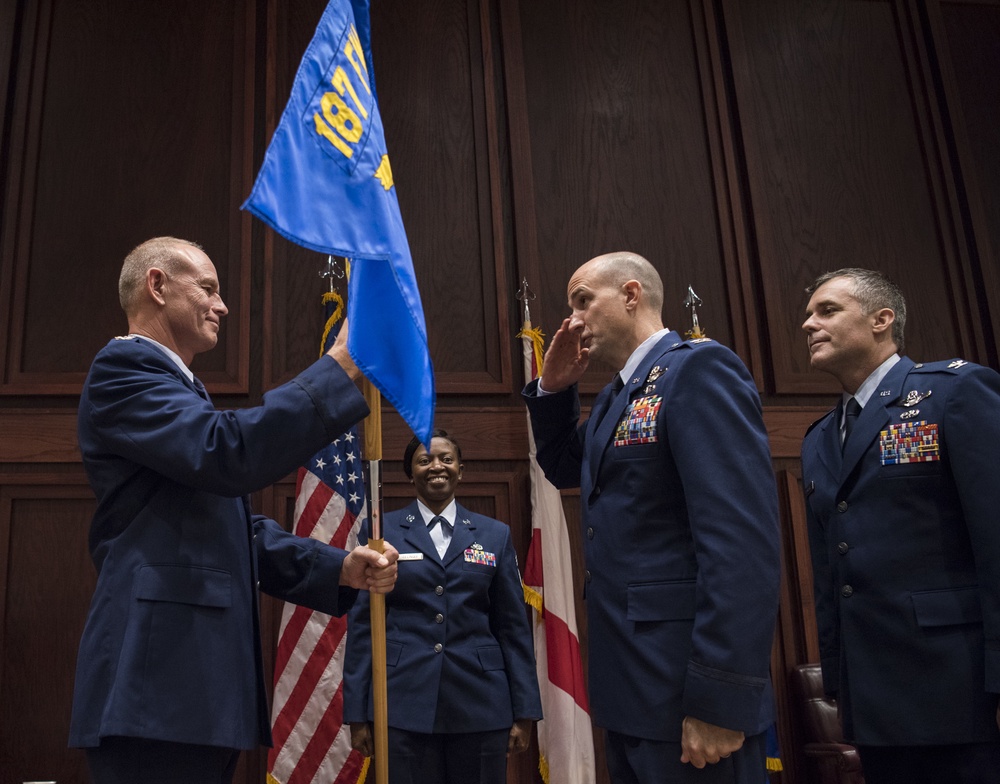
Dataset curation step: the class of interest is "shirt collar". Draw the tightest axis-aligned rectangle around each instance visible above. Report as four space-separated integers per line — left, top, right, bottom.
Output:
417 499 457 526
617 327 671 387
845 353 901 409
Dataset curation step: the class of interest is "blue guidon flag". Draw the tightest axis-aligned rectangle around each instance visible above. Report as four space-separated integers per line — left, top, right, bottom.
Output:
243 0 434 445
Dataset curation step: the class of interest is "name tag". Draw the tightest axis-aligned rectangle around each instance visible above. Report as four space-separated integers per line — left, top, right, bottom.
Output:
398 552 424 561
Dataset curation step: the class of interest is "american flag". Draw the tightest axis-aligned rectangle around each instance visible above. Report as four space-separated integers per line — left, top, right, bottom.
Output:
267 295 370 784
519 325 596 784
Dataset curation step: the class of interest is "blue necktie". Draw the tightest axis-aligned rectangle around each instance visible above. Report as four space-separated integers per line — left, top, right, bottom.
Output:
842 397 862 452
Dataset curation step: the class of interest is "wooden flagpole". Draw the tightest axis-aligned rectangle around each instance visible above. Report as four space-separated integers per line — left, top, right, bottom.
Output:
362 379 389 784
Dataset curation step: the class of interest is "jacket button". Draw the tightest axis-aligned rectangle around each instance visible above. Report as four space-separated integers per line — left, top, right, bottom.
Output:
837 501 849 512
585 570 592 582
593 485 601 497
434 643 443 653
435 585 444 595
587 527 595 539
841 585 854 598
435 613 444 624
837 542 849 555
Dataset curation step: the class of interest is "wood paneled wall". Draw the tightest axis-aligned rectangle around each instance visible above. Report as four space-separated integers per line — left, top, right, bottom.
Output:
2 1 997 783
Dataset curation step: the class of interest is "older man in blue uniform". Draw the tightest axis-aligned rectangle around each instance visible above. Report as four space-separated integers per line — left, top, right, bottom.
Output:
800 268 1000 784
523 251 780 784
69 236 398 784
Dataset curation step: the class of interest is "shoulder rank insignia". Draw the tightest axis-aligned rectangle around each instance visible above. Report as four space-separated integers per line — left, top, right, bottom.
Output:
113 334 137 340
689 337 713 344
902 389 931 407
646 366 664 383
948 359 968 369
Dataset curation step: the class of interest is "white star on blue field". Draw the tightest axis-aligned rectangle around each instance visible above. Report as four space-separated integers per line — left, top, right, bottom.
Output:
307 426 365 519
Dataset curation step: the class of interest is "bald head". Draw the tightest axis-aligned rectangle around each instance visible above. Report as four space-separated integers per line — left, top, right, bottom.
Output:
585 251 664 317
119 237 204 316
564 251 665 370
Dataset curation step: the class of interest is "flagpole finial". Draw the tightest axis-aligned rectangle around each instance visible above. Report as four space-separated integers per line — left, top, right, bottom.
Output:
683 285 707 340
319 255 346 292
516 278 536 325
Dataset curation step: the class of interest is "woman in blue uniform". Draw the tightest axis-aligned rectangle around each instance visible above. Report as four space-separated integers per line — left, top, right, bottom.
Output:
344 429 542 784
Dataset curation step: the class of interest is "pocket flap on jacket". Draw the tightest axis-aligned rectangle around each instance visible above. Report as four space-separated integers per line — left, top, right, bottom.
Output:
627 580 696 622
134 564 232 608
477 645 505 671
911 586 981 627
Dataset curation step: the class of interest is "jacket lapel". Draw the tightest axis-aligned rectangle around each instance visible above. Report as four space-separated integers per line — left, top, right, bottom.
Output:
399 501 442 563
813 411 842 479
442 505 477 567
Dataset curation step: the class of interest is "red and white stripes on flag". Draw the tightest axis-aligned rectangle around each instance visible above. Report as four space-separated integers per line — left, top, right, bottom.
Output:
268 292 370 784
520 326 596 784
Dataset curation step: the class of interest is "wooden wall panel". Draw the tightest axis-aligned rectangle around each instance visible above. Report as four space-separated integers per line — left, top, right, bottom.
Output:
935 0 1000 365
723 0 979 395
504 0 742 390
0 0 254 395
0 477 94 784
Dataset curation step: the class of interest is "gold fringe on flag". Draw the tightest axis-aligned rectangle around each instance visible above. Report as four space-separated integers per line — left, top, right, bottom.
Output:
320 290 346 356
523 583 543 616
538 751 550 784
516 326 546 376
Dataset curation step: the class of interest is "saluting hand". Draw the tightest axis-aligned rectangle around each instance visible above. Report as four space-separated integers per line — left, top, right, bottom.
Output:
538 317 589 393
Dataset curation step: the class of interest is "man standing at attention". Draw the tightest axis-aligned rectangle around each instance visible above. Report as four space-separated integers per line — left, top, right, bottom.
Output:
69 236 398 784
801 268 1000 784
523 251 780 784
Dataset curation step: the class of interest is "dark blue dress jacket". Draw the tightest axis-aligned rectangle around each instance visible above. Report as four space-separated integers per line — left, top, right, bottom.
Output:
69 336 369 750
523 332 780 742
802 356 1000 745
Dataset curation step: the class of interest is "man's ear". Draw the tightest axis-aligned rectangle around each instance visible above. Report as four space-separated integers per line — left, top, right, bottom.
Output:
623 279 641 312
871 307 895 337
147 267 168 306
